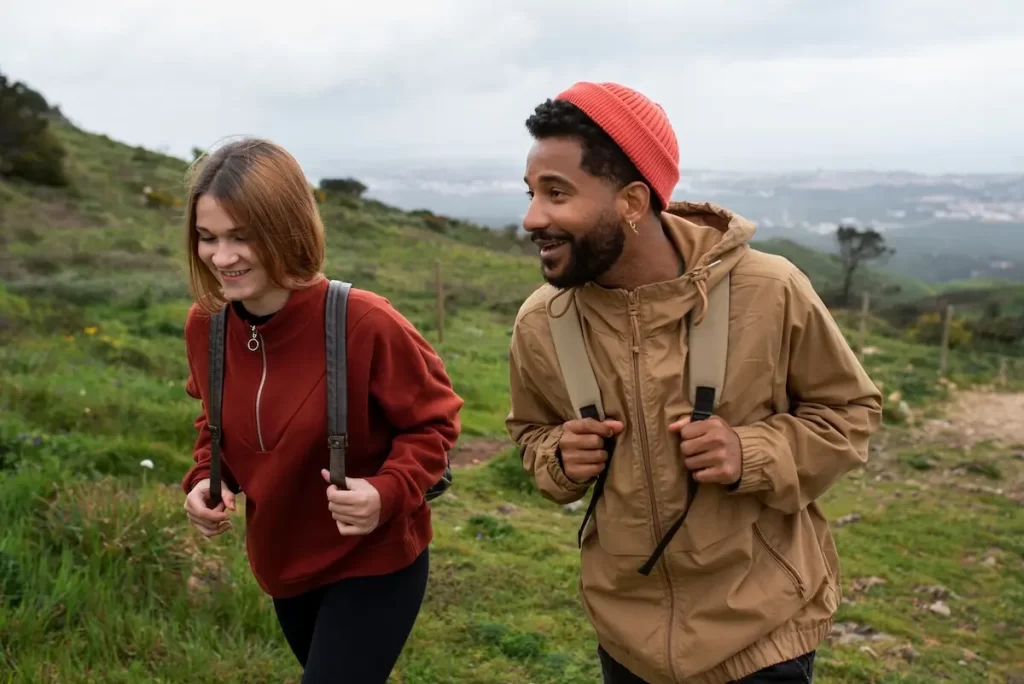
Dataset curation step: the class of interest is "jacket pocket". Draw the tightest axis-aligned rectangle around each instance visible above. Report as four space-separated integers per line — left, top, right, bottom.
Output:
674 485 762 552
753 523 807 598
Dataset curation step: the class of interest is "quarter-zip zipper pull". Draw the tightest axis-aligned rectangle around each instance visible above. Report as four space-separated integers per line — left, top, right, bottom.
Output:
247 325 260 352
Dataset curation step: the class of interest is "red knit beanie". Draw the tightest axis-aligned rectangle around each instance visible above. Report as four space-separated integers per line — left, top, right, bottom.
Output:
555 81 679 209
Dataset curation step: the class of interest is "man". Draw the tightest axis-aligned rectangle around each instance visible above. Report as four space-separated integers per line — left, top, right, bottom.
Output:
506 81 882 684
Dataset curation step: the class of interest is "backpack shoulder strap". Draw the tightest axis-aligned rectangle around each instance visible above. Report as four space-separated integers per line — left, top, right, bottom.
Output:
325 279 352 489
545 275 732 572
547 294 606 423
688 271 730 418
546 293 613 548
207 306 227 507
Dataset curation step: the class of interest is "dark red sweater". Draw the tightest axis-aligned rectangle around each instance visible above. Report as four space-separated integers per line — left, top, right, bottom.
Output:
180 276 463 598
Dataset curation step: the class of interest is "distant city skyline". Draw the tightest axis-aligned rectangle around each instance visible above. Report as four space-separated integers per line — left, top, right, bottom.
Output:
3 0 1023 176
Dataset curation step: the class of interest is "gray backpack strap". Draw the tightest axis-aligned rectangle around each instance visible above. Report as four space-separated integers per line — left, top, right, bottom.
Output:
326 280 352 489
207 306 227 507
323 278 452 501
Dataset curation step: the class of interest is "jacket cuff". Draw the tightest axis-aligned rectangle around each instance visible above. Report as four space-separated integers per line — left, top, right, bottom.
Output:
181 464 241 496
181 466 210 495
729 425 775 495
539 425 592 493
366 471 403 524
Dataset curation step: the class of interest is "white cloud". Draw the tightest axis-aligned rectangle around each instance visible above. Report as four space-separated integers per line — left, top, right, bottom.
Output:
1 0 1022 174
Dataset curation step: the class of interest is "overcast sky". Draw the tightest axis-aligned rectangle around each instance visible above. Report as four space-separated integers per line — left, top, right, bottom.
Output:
3 0 1023 177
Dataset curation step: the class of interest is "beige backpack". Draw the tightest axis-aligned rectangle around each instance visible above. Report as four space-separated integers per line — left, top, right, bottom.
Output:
546 273 730 576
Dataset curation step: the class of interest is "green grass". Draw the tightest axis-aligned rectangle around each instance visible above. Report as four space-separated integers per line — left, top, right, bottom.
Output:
2 121 1024 683
3 436 1021 683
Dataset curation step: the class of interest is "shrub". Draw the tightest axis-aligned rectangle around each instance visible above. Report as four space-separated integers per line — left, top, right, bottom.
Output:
143 186 182 209
906 311 972 348
0 72 69 187
319 177 367 197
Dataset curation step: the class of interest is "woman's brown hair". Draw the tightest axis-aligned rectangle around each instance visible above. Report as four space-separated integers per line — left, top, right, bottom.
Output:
185 137 326 313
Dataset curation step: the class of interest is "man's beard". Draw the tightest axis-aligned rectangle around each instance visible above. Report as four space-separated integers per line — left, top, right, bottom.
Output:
536 214 626 289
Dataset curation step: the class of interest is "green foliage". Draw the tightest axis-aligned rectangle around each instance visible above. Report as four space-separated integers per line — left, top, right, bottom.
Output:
143 186 182 209
319 176 367 197
0 71 69 187
2 94 1024 682
752 237 929 307
834 224 895 305
0 548 24 607
906 311 973 348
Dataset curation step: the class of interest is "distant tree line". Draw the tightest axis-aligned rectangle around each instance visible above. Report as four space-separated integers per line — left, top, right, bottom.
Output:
319 177 367 197
830 221 1023 351
0 69 68 187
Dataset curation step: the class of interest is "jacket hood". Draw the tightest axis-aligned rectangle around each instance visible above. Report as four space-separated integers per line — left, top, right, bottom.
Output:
546 200 757 326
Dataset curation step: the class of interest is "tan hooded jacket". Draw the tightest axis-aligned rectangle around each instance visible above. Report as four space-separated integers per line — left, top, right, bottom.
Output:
506 201 882 683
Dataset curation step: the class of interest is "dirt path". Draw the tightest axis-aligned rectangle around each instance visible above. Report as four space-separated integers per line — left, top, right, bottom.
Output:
922 390 1024 449
448 438 514 468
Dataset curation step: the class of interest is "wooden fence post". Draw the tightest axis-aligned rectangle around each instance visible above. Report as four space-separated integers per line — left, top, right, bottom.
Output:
435 259 445 344
859 291 870 358
939 304 953 378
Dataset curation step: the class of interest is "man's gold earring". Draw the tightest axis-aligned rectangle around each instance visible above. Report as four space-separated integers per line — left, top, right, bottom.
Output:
629 220 638 235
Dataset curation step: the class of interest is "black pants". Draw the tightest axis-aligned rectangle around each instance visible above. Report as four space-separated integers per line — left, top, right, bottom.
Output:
599 646 816 683
272 548 429 683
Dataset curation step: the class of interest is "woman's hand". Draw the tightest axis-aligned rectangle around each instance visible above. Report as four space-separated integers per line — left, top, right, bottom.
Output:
321 469 382 536
184 478 236 537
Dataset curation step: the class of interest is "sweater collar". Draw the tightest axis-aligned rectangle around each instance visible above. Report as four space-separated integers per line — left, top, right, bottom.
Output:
226 275 328 352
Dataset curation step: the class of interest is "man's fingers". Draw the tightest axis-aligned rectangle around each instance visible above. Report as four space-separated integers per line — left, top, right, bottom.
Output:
679 431 719 457
683 452 720 472
565 418 623 437
562 432 605 451
602 419 624 433
693 465 731 484
679 419 716 440
563 448 609 465
566 464 604 481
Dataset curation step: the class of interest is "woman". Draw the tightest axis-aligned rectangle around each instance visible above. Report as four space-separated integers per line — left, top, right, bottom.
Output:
180 138 462 682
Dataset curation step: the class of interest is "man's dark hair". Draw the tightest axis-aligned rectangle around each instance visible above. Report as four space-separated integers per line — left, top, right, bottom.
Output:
525 98 662 215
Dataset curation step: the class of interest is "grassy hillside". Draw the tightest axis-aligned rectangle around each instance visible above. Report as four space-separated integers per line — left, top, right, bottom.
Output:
752 237 935 304
3 122 1024 683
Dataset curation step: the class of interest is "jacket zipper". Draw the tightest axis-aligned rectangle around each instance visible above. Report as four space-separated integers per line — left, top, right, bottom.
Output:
247 324 267 451
753 525 806 596
628 292 679 683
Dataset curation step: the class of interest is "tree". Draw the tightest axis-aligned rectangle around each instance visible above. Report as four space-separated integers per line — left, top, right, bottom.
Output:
834 223 894 305
319 177 367 197
0 70 68 187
